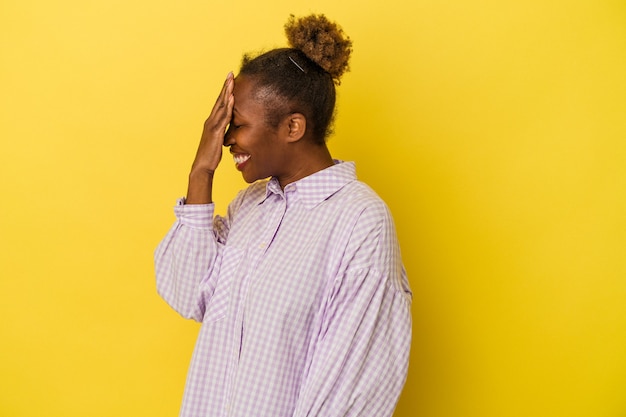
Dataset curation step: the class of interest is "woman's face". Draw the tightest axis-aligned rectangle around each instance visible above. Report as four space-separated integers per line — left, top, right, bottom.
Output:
224 75 289 184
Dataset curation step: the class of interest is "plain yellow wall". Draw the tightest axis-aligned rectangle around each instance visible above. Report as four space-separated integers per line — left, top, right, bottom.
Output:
2 0 625 416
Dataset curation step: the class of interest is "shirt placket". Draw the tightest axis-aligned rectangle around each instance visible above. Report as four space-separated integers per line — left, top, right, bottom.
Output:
224 191 288 417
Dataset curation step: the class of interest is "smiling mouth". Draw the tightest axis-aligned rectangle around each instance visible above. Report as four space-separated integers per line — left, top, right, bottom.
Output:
233 154 251 167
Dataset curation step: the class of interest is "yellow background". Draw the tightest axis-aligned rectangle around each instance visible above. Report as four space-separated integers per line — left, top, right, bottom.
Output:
1 0 625 416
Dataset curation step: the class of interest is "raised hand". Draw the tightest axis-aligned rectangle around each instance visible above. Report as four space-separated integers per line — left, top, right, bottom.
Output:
186 72 235 204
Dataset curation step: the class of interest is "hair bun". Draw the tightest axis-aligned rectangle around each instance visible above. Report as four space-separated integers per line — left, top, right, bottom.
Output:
285 14 352 84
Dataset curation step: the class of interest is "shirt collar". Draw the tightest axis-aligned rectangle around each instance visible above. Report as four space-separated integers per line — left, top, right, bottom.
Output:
261 160 357 209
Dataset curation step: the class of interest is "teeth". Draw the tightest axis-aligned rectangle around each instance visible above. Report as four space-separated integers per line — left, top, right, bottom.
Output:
233 154 250 165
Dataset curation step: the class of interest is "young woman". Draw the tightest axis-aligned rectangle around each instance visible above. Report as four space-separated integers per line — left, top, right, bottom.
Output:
155 14 412 417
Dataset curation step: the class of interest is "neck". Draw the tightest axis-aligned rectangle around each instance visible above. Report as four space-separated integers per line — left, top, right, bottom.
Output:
277 143 334 189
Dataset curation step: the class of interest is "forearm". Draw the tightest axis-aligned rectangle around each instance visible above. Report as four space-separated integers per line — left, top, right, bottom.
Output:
293 269 412 417
186 168 215 204
154 203 220 321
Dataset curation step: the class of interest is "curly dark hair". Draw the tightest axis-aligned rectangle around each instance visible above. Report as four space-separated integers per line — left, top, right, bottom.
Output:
239 14 352 144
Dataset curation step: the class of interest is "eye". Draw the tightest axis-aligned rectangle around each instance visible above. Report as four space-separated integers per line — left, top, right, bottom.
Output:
230 118 242 129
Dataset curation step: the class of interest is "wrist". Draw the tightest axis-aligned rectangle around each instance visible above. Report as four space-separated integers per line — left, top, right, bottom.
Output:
189 166 215 180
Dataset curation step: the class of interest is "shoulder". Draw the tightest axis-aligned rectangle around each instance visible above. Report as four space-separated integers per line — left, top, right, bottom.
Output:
333 180 394 227
327 179 399 260
329 181 410 297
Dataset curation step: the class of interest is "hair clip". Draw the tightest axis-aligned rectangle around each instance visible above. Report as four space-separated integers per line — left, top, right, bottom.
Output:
288 56 305 73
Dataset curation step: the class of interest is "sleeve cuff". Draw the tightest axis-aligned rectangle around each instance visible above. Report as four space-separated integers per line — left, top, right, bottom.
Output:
173 197 215 228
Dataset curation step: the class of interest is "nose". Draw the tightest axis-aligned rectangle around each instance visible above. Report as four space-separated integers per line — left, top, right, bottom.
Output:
223 126 235 147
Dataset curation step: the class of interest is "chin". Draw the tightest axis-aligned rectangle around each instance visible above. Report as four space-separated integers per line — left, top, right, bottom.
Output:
241 172 264 183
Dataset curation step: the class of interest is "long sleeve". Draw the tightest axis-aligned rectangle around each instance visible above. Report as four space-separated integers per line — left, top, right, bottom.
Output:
154 200 230 321
154 164 412 417
293 203 413 417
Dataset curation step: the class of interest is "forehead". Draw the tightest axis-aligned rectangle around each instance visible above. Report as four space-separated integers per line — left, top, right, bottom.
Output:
233 75 255 96
233 76 268 117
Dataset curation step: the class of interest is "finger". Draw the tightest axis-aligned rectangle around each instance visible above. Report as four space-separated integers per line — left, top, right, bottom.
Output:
218 76 235 123
216 93 234 134
208 72 234 120
225 92 234 123
216 72 234 108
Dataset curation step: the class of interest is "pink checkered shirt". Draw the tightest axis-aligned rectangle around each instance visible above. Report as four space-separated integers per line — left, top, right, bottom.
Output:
155 161 412 417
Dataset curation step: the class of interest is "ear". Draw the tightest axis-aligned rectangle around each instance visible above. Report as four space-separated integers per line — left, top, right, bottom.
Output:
284 113 306 143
